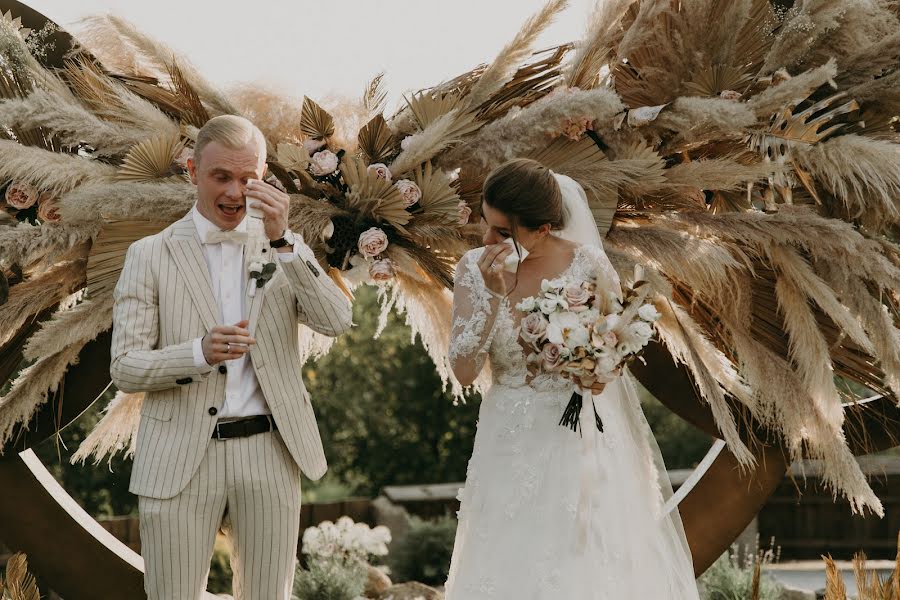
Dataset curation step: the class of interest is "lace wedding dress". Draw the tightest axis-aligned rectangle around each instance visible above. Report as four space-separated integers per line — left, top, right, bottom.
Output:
444 245 701 599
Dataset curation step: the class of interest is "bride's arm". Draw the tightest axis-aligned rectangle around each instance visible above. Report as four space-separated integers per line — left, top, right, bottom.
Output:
449 247 509 386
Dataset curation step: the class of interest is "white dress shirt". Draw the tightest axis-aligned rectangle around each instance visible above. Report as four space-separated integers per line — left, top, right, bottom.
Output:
190 206 296 418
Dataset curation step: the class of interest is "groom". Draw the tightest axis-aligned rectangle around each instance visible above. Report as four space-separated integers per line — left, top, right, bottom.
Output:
110 115 352 599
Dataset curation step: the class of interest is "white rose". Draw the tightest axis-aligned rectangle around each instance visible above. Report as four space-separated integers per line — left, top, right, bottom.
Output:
542 278 566 293
577 308 599 326
539 296 564 315
547 311 588 349
593 352 619 377
638 303 662 322
628 320 654 342
395 179 422 207
310 150 339 176
515 296 537 313
357 227 389 257
249 261 264 273
369 258 395 282
520 312 549 345
367 162 392 182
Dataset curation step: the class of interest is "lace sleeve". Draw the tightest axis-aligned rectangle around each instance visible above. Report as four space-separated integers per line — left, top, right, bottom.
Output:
449 249 503 385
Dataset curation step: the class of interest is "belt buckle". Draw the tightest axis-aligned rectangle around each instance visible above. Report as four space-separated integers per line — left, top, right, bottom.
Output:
265 415 274 432
214 421 226 440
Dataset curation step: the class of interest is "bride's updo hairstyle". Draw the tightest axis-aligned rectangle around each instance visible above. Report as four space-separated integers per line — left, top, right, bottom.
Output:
481 158 566 232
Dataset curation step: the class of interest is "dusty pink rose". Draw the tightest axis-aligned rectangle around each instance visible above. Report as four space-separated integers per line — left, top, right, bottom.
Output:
719 90 742 101
303 138 326 155
559 117 592 141
5 181 38 210
541 343 563 371
563 282 591 311
457 200 472 225
357 227 389 258
36 195 61 223
520 312 549 345
367 163 392 182
310 150 339 176
395 179 421 207
369 258 395 282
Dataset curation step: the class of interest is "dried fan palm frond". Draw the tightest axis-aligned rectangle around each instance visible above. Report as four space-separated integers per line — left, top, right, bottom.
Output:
357 114 394 165
412 162 459 222
564 0 633 90
276 142 310 174
528 135 606 175
746 60 838 119
116 134 186 182
362 71 388 116
86 220 169 296
341 156 411 231
167 60 210 128
0 553 40 600
388 108 482 177
475 44 570 121
300 96 335 140
404 90 465 130
462 0 568 110
683 64 755 97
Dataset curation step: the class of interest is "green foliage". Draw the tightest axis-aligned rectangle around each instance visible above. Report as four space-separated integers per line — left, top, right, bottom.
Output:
292 557 366 600
388 515 456 585
699 542 784 600
304 286 481 496
637 381 712 470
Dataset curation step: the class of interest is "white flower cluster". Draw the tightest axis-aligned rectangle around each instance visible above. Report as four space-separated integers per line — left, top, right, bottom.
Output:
515 272 661 385
302 516 392 562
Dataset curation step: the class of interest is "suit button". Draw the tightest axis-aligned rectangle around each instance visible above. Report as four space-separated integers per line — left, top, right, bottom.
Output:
176 377 192 385
218 365 227 374
208 407 218 416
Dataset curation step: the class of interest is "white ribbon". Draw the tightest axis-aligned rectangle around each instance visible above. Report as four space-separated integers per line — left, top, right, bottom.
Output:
575 389 599 553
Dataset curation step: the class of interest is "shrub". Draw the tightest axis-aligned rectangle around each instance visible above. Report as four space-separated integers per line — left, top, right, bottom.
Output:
699 539 784 600
388 515 456 586
292 556 366 600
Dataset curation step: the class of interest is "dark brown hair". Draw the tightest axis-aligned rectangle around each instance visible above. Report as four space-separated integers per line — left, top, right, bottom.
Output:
481 158 565 232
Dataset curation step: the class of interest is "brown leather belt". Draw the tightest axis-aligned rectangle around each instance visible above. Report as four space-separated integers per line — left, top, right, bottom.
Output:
211 415 277 440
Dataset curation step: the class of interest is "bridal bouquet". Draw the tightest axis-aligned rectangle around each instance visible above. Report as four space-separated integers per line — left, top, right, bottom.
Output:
515 266 661 432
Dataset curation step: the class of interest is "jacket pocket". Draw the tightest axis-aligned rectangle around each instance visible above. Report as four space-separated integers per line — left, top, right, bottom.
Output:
140 392 174 422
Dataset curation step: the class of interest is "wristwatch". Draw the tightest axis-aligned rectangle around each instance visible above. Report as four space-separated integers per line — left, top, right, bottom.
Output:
269 229 297 249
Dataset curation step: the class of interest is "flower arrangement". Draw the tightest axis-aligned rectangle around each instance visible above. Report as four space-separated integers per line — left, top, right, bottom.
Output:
516 265 661 432
302 516 392 563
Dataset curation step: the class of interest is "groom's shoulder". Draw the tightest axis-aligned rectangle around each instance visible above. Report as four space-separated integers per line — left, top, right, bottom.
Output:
125 217 185 260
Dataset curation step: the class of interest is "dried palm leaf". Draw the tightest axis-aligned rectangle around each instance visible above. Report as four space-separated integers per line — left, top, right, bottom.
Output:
300 97 335 140
116 134 186 182
412 162 459 223
528 135 607 175
1 553 40 600
87 220 169 296
683 64 755 97
167 60 210 128
357 114 394 165
276 142 310 174
362 71 388 115
405 90 465 130
565 0 633 90
341 156 411 231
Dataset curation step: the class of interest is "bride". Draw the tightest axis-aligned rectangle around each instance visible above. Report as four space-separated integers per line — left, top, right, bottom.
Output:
445 158 701 599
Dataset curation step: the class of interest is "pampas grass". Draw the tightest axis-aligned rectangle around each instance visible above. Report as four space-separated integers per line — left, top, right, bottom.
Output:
463 0 568 110
0 140 116 196
70 391 142 465
652 97 757 149
0 261 85 347
564 0 635 89
58 179 195 224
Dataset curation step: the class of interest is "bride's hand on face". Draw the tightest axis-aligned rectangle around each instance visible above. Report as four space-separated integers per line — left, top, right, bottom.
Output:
478 243 513 296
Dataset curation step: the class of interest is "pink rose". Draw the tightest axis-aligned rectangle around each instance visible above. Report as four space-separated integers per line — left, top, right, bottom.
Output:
303 138 326 155
395 179 421 207
5 181 38 210
367 163 392 182
541 343 563 371
37 195 61 223
457 200 472 225
719 90 742 101
310 150 339 176
520 312 549 346
559 116 592 141
357 227 389 258
369 258 395 282
563 282 591 310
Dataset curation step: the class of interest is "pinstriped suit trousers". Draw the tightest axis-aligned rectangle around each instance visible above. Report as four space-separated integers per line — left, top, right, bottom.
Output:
139 431 301 600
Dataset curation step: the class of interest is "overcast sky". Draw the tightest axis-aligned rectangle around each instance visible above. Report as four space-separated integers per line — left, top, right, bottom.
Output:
27 0 595 111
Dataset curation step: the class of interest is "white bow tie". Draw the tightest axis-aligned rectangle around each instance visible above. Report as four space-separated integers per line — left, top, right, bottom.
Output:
204 230 248 245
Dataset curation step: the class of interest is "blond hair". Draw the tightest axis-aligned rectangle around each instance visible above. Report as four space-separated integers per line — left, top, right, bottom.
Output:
194 115 266 163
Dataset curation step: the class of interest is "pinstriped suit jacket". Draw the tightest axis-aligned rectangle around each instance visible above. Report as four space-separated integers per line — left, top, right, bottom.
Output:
110 213 353 500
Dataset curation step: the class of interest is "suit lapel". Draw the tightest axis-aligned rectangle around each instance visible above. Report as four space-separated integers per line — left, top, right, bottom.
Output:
165 214 220 332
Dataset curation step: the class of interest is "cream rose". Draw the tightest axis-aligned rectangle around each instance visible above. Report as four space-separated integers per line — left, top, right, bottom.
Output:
395 179 421 207
357 227 389 258
541 343 563 371
36 195 61 223
369 258 395 282
563 282 590 311
719 90 742 101
367 163 392 182
457 200 472 225
310 150 339 176
520 312 549 345
303 138 326 155
5 181 38 210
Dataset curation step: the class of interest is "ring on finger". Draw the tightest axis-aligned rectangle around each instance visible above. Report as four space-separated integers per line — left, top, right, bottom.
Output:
225 342 231 353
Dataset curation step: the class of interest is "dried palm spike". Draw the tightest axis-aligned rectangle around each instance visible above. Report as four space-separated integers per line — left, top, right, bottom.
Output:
358 114 394 165
167 60 210 128
413 162 459 223
116 133 186 182
405 90 465 130
300 97 335 139
362 71 388 115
